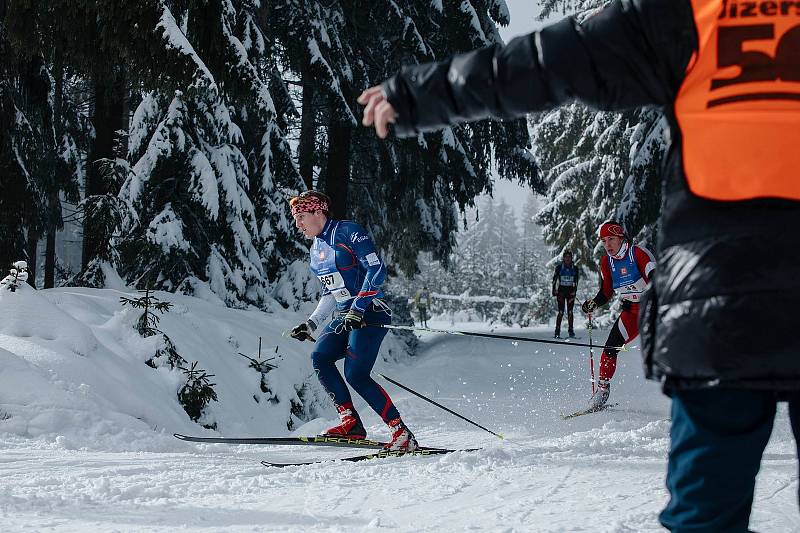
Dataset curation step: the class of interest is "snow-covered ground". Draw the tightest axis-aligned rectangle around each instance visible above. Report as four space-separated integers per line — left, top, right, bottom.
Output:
2 288 799 532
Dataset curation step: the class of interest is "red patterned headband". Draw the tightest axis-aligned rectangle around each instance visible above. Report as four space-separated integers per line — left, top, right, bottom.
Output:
290 196 328 216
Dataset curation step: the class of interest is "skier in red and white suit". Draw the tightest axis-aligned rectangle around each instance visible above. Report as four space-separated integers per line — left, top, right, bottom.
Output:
581 221 656 409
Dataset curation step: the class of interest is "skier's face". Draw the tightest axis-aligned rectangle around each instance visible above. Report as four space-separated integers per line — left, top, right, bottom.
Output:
293 210 327 238
601 236 623 256
563 254 572 265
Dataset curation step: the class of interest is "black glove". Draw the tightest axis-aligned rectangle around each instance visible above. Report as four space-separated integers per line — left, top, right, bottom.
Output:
342 309 365 332
289 320 315 341
581 299 597 314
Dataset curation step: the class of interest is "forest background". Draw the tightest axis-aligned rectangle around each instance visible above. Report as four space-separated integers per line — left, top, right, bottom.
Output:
0 0 666 325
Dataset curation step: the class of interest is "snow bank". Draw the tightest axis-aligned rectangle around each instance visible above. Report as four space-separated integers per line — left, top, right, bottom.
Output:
0 283 97 356
0 286 416 451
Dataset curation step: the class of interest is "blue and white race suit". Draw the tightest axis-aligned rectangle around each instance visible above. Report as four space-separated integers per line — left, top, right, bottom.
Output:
306 218 399 422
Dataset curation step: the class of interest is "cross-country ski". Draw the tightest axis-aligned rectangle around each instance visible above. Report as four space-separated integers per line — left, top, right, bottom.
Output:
261 447 481 467
173 433 390 449
173 432 458 452
560 403 620 420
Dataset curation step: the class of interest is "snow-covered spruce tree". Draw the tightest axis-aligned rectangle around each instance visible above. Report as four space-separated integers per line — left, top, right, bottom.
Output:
3 0 171 286
73 135 130 288
119 1 302 307
539 0 603 17
256 0 363 309
510 194 551 325
262 1 540 278
120 289 186 369
389 193 552 326
40 50 86 289
531 2 666 274
177 361 218 429
0 22 84 280
533 108 665 278
344 0 542 276
225 0 307 287
457 198 520 299
0 63 42 272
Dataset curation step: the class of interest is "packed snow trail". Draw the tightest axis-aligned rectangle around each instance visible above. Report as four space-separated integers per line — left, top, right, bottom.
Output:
2 313 800 530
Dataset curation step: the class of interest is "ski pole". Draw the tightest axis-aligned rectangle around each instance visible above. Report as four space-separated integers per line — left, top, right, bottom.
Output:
377 372 504 440
371 323 627 352
588 312 596 395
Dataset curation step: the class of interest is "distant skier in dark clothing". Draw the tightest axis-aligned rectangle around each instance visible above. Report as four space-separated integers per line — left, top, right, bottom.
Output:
551 251 578 339
414 285 431 328
358 1 800 528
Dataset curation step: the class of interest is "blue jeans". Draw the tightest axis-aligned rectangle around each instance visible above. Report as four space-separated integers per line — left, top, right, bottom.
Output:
660 388 800 532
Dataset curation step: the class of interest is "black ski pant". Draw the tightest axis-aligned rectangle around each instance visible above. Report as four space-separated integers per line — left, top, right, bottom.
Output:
555 288 576 334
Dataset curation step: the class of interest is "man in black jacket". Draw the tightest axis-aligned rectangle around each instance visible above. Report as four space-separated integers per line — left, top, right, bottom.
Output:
359 1 800 530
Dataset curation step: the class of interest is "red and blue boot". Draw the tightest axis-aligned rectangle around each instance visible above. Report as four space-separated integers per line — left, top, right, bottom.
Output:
321 402 366 439
384 417 418 451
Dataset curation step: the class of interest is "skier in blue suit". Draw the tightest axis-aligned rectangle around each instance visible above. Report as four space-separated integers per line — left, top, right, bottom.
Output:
288 190 418 451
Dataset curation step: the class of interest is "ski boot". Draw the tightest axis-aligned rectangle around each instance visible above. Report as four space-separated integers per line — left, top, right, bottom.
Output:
589 380 610 411
384 418 418 451
554 329 562 339
321 402 366 439
568 330 576 338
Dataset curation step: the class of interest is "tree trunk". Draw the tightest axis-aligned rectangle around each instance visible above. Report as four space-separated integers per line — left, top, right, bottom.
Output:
298 57 317 190
325 121 352 220
45 50 64 290
81 72 126 270
44 228 56 288
26 230 38 287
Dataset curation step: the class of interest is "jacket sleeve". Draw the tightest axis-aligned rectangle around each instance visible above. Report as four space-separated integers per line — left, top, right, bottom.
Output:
634 245 657 283
592 257 614 308
308 293 336 329
383 0 695 138
345 223 386 314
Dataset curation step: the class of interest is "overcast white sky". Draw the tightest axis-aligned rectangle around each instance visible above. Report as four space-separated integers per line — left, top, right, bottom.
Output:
488 1 553 220
499 0 547 41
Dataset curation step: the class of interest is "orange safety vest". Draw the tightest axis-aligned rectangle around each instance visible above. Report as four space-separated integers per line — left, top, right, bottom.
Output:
675 0 800 201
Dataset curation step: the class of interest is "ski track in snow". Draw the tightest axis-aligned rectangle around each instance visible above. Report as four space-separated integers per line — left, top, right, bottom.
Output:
3 313 800 531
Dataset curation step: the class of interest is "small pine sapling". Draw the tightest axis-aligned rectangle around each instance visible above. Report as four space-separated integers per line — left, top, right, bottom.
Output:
177 361 218 428
236 337 279 394
146 334 187 370
119 288 173 337
120 288 185 369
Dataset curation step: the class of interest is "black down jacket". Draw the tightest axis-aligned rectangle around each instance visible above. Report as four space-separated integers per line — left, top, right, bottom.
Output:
382 0 800 390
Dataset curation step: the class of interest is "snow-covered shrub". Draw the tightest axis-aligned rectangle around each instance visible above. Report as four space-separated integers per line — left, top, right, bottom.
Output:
177 361 218 429
1 260 30 292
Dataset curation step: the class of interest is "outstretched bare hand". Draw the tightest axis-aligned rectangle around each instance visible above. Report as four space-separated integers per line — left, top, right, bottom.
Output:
358 85 397 139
